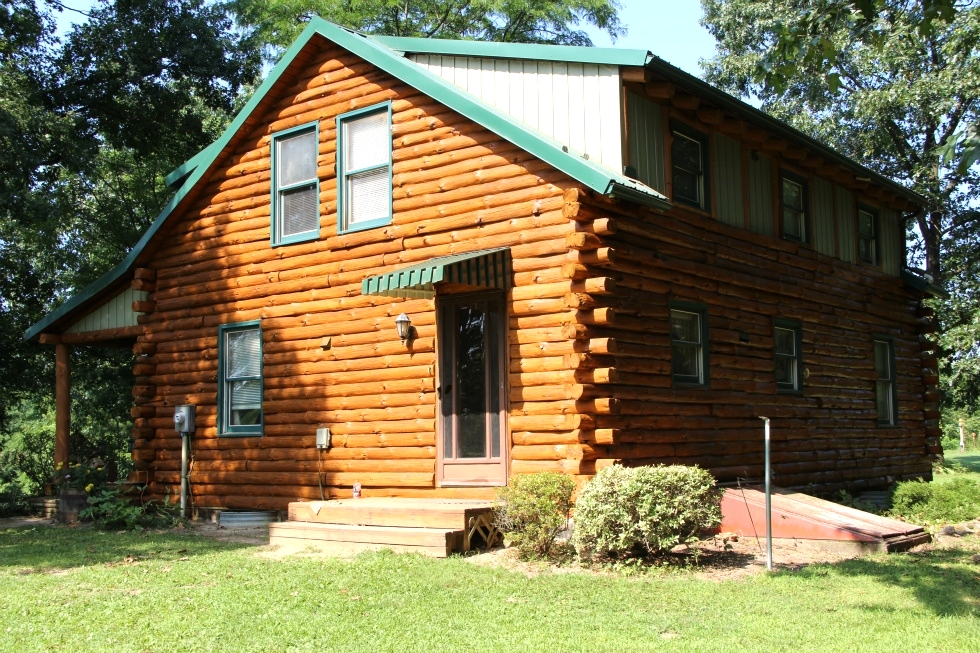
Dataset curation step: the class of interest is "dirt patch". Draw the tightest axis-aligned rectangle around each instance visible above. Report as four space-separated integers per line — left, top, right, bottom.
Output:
184 521 269 546
0 516 53 530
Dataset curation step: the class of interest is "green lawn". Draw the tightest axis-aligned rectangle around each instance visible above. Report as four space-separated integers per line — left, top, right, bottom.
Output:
1 525 978 652
945 450 980 475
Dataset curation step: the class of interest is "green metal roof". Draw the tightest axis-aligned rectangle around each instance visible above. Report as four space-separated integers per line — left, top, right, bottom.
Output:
28 17 671 340
370 35 652 67
362 247 511 299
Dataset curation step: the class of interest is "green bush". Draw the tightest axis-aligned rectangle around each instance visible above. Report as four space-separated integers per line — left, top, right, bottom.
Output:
80 487 180 530
890 477 980 524
494 472 575 559
573 465 722 560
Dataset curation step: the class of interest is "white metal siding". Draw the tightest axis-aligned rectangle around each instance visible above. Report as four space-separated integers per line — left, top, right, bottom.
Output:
65 288 148 334
411 54 624 173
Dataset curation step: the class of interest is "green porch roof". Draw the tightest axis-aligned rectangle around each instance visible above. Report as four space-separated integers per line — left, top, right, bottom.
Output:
362 248 511 299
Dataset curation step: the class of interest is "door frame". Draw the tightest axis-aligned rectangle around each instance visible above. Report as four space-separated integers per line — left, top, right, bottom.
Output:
435 290 509 487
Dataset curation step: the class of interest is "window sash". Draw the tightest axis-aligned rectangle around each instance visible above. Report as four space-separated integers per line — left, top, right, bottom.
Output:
781 177 806 241
874 339 895 426
774 325 800 390
339 105 392 233
859 209 877 264
272 125 320 244
671 128 706 209
221 324 263 435
671 309 705 384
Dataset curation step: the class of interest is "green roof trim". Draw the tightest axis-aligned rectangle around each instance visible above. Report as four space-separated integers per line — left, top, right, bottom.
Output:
370 35 651 67
900 269 948 298
28 17 669 340
362 247 511 299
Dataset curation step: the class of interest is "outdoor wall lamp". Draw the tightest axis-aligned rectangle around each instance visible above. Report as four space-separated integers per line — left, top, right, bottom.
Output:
395 313 412 341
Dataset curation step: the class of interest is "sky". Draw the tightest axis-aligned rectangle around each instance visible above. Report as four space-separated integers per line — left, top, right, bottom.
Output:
52 1 720 78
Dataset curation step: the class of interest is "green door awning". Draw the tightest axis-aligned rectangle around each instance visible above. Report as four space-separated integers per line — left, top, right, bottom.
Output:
361 247 511 299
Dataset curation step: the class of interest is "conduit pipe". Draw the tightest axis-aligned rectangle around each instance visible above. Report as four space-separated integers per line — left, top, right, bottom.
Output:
759 416 773 571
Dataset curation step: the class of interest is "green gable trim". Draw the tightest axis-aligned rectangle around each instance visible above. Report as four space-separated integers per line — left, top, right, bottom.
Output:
371 35 651 67
27 17 669 341
362 247 511 299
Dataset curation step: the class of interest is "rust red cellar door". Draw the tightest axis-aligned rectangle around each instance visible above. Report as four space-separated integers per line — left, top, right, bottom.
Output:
437 292 508 486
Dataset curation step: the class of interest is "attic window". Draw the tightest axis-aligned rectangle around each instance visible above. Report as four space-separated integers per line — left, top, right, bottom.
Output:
858 207 878 265
338 103 392 234
271 123 320 246
671 121 710 212
781 172 808 243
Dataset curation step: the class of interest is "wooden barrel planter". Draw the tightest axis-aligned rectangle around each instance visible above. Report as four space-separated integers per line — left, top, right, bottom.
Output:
57 490 89 523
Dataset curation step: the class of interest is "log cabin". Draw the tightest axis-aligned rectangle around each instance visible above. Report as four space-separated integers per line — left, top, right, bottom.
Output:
26 17 943 512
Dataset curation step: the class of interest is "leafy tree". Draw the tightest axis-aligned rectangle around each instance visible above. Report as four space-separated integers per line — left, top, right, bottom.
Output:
229 0 624 59
700 1 980 410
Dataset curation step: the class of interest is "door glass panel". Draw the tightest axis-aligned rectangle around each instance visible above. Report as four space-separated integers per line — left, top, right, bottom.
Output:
488 299 501 458
439 304 454 459
455 303 487 458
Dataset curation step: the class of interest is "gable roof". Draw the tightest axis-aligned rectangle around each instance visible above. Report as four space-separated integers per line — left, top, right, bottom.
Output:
27 17 670 341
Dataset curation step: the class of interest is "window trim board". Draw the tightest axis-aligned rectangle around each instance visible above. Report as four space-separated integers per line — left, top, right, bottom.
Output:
217 320 264 437
336 101 394 235
270 120 322 247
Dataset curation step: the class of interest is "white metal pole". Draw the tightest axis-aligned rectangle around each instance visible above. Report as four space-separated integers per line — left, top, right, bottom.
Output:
759 416 772 571
960 417 966 452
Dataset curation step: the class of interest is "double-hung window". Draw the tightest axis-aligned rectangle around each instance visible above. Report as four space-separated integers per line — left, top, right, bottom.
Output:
271 123 320 245
338 103 392 233
219 322 263 436
874 337 897 426
670 303 709 386
671 122 710 211
858 206 878 265
781 173 808 242
773 321 803 392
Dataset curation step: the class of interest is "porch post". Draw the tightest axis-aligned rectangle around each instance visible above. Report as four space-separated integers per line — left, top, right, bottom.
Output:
55 342 71 468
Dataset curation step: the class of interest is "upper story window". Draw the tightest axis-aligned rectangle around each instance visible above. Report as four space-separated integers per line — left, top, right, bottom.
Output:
781 173 808 242
874 338 896 426
858 206 878 264
271 123 320 246
219 322 263 436
338 103 392 233
774 321 803 392
671 122 709 212
670 303 709 386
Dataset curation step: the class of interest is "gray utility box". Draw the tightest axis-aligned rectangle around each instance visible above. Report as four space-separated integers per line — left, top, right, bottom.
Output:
173 405 196 433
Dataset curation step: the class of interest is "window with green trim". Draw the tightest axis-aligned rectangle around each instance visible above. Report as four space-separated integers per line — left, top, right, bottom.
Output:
338 103 392 233
773 320 803 392
858 206 878 265
671 121 709 212
219 322 263 436
874 337 897 426
271 123 320 245
780 172 808 243
670 303 709 386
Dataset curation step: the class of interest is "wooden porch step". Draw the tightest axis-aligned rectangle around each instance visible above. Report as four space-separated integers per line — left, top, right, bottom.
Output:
269 521 464 557
287 498 495 530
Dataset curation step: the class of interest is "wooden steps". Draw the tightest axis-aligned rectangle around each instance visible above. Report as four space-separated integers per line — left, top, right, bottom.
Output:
269 498 498 557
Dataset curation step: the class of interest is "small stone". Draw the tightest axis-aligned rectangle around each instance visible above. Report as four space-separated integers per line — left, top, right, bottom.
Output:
670 544 690 554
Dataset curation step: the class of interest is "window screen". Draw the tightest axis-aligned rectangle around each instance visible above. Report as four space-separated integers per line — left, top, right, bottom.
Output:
774 324 801 391
220 324 263 435
781 175 806 242
671 122 709 211
339 105 392 232
272 126 319 244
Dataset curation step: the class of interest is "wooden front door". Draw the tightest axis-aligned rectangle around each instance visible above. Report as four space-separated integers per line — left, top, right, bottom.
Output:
437 292 507 486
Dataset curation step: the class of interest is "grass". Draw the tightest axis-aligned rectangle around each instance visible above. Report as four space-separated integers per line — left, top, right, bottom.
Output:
1 525 979 652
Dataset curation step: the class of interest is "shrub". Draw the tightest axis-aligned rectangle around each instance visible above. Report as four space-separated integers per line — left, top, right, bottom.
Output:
890 478 980 524
80 486 180 530
573 465 722 560
494 472 575 559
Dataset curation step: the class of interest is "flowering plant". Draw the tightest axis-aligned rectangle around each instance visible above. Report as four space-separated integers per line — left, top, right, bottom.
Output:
53 460 108 494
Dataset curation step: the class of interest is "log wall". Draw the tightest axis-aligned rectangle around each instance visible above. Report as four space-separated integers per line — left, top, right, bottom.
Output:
128 37 934 509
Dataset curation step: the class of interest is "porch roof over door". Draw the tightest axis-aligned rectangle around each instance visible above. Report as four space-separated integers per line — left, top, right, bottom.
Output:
361 247 511 299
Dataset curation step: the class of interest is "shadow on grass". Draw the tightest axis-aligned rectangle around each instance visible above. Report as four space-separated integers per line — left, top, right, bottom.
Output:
0 524 253 572
796 547 980 617
946 452 980 473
